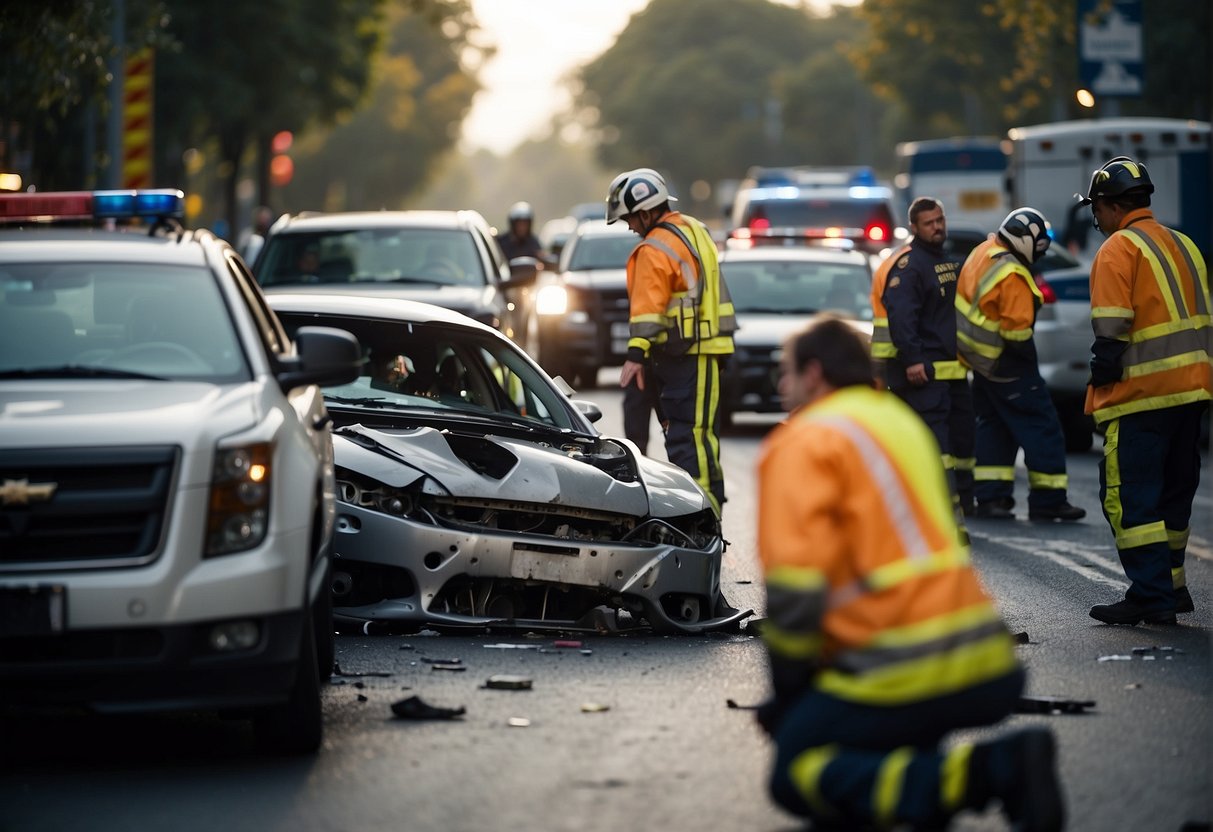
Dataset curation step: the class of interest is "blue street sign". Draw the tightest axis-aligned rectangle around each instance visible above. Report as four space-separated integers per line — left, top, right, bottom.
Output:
1078 0 1143 98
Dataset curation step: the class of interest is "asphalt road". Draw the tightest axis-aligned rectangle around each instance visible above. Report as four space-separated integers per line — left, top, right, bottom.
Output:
2 377 1210 832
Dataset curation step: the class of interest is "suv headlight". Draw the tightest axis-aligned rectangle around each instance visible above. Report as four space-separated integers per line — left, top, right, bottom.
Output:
205 442 271 556
536 284 569 315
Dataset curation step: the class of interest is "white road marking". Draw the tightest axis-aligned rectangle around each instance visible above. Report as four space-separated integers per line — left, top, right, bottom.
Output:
970 531 1128 589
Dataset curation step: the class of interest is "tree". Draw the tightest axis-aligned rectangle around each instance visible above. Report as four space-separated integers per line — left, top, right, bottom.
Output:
280 0 486 212
155 0 385 231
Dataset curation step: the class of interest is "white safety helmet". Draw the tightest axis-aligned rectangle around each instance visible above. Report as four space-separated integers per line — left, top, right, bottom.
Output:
605 168 676 224
507 201 534 222
998 207 1051 266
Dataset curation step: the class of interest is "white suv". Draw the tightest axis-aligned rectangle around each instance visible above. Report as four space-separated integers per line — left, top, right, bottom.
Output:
0 191 360 753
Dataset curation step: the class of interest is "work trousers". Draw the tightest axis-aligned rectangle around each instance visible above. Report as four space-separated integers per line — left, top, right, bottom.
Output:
888 371 976 509
1100 402 1206 613
649 351 725 514
622 365 660 455
972 371 1068 509
769 668 1025 829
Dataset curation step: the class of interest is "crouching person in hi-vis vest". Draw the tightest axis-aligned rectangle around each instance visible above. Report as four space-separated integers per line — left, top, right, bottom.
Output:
607 168 736 514
756 317 1064 831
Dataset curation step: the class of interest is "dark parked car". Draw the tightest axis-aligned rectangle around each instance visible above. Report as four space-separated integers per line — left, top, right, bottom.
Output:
534 220 640 387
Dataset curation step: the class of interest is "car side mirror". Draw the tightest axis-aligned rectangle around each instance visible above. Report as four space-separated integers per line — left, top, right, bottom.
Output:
277 326 362 391
570 399 603 423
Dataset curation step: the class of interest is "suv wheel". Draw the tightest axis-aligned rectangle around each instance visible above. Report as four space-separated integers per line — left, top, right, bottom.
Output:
254 605 323 755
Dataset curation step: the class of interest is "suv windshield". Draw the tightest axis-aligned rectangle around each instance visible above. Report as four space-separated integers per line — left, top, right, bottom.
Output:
566 235 639 271
0 262 249 382
257 228 486 288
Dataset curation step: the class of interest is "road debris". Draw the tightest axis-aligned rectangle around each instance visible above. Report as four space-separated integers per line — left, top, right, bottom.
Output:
580 649 593 656
391 695 466 720
430 663 466 672
1014 695 1096 715
580 703 610 713
1125 683 1143 690
484 675 533 690
1012 631 1031 644
483 643 540 650
553 640 583 649
420 656 463 665
1097 654 1133 662
333 662 394 678
725 698 761 710
507 717 531 727
357 694 368 703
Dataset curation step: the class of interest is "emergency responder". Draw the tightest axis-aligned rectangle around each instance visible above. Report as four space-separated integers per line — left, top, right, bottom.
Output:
495 201 546 262
757 317 1064 831
1079 156 1212 626
883 197 976 516
869 240 911 386
607 168 736 514
956 208 1086 522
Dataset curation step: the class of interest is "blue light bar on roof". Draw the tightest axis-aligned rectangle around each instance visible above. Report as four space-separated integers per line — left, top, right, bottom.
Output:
93 189 185 219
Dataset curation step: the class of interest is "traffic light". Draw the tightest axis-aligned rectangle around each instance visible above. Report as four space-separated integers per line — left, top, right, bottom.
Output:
270 130 294 187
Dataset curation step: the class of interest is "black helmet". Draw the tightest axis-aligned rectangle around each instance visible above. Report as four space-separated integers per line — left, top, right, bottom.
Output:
1076 156 1154 206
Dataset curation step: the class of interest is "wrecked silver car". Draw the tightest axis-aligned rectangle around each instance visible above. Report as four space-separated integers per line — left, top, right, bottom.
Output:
268 294 750 634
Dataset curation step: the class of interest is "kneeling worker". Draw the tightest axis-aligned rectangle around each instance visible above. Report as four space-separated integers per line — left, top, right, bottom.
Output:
756 317 1064 831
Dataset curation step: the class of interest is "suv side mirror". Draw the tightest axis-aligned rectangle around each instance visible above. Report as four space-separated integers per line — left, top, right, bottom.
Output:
570 399 603 423
277 326 362 391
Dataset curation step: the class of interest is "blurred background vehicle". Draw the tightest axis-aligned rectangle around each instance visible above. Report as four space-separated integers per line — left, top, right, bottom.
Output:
946 223 1096 451
534 219 640 387
251 210 539 350
893 136 1010 230
717 246 874 426
725 166 898 256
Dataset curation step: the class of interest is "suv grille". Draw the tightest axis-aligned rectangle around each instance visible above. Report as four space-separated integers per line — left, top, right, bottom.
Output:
0 447 177 570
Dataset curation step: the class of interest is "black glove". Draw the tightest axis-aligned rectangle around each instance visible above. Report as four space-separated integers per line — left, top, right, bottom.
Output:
1089 336 1126 388
755 697 787 738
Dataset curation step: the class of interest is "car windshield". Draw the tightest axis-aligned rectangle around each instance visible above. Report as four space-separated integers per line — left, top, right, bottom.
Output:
745 198 893 230
0 262 249 381
256 228 486 288
722 259 873 319
276 313 584 432
566 234 639 271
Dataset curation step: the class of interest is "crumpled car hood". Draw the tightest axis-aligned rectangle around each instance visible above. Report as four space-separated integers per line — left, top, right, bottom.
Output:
334 424 710 518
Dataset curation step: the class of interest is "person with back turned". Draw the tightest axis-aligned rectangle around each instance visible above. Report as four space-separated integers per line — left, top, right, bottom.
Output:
756 316 1064 831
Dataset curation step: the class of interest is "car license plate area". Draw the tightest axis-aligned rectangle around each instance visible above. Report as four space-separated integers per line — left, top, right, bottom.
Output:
610 321 630 355
510 548 584 584
959 190 1000 210
0 584 68 637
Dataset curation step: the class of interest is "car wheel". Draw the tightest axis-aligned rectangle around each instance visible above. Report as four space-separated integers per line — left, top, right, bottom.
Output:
313 560 335 684
254 604 323 755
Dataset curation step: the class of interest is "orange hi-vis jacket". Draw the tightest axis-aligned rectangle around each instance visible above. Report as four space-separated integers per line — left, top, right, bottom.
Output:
955 237 1043 380
757 386 1018 705
1085 208 1212 424
625 210 736 360
870 244 911 360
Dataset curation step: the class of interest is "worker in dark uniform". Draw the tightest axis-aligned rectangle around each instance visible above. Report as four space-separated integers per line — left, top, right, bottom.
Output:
883 197 975 518
1080 156 1212 625
955 208 1086 522
607 167 737 514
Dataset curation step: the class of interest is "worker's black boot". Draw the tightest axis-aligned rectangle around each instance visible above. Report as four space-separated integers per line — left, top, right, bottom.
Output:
1028 501 1086 522
1089 598 1177 626
1176 585 1195 614
969 728 1065 832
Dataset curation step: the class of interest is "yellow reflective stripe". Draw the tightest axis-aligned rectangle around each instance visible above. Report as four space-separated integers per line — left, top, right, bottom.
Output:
768 564 828 592
958 330 1002 358
1121 227 1186 321
953 456 975 472
631 312 667 324
789 745 840 816
695 354 717 513
762 624 823 659
1117 520 1168 549
974 465 1015 482
626 336 652 356
940 454 956 470
873 747 913 825
868 604 1000 651
940 743 974 811
1170 230 1211 316
1122 350 1210 379
1092 306 1135 340
1092 306 1134 319
1168 528 1190 550
1001 326 1033 341
1172 566 1187 588
1028 471 1067 490
1092 388 1213 424
863 548 972 595
871 342 899 359
932 360 967 380
1132 316 1211 341
817 632 1017 704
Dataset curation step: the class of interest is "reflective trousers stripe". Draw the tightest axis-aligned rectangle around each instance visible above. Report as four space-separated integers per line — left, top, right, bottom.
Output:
1173 566 1187 589
940 743 973 811
974 465 1014 482
789 744 839 817
874 747 913 825
1102 419 1170 549
1028 471 1068 490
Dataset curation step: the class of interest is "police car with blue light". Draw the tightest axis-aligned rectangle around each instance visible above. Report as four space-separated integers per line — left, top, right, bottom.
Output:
0 189 360 753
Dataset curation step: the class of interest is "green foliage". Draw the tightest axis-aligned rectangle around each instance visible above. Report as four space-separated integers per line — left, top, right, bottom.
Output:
279 0 485 211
